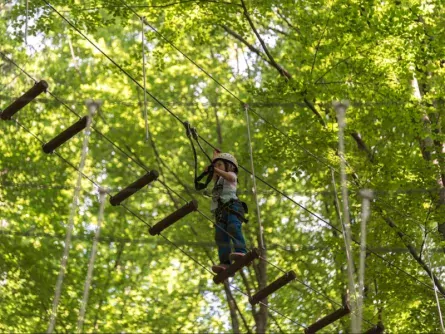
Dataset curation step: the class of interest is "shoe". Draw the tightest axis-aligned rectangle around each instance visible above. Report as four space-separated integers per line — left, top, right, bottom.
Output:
230 252 252 267
230 252 246 262
212 264 229 274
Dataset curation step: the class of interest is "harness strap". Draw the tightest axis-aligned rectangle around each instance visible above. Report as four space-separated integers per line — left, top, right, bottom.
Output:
216 199 249 223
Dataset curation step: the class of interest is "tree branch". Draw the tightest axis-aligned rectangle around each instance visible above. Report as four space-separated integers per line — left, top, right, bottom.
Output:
350 132 374 162
304 97 326 126
310 8 332 76
220 24 272 66
240 0 291 79
221 18 325 125
275 10 301 35
379 213 445 296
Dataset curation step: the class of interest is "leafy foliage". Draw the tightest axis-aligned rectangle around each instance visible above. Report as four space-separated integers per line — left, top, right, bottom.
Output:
1 0 445 332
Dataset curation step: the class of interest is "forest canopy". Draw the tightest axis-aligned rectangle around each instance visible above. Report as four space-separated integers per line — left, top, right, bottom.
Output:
1 0 445 332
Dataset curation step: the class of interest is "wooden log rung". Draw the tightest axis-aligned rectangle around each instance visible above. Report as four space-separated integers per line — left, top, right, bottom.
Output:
42 116 88 154
249 270 297 306
364 322 384 334
149 200 198 235
213 248 260 284
304 294 350 334
1 80 48 120
109 170 159 206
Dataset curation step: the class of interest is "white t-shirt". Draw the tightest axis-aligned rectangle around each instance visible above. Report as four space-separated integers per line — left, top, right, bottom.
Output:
210 173 238 212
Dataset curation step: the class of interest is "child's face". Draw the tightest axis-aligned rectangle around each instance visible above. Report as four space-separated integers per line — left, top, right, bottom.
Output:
214 160 226 171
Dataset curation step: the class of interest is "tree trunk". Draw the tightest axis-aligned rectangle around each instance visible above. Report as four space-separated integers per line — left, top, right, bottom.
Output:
223 281 240 333
254 244 268 333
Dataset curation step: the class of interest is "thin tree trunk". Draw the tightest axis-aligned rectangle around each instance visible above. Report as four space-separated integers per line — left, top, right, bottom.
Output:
223 281 240 333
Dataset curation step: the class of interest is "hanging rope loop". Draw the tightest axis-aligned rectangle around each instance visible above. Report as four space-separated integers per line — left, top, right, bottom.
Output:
184 121 214 190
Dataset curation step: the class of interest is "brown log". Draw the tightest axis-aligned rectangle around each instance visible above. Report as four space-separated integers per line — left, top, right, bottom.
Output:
109 170 159 206
149 200 198 235
42 116 88 153
304 294 350 333
213 248 260 284
249 270 296 306
1 80 48 120
364 322 384 334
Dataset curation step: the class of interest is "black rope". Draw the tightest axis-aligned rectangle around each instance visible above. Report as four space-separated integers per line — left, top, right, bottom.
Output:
183 121 214 190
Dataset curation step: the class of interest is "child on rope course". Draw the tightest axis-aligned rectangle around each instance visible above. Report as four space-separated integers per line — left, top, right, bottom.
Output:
208 150 248 273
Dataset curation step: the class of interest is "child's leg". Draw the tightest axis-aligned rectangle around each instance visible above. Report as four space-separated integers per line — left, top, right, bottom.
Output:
227 214 247 255
215 221 231 265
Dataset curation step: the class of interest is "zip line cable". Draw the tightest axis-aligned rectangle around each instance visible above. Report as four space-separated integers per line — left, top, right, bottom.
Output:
2 180 445 198
2 3 441 306
5 229 445 255
0 92 427 109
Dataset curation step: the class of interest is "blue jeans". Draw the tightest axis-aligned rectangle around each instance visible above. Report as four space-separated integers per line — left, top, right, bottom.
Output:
214 201 247 265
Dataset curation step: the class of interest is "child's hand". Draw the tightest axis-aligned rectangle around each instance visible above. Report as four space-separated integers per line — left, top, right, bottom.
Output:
212 149 221 159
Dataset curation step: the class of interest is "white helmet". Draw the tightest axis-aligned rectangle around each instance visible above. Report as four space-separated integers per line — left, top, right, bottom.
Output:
213 153 238 171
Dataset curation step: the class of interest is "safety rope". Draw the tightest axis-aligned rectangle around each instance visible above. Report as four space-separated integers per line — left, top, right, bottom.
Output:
141 16 149 142
357 189 373 333
25 0 29 45
425 236 445 333
243 104 265 250
333 101 359 333
77 188 107 333
184 121 214 190
47 101 97 333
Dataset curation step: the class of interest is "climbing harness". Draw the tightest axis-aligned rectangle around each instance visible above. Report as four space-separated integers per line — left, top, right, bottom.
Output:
215 198 248 224
184 121 214 190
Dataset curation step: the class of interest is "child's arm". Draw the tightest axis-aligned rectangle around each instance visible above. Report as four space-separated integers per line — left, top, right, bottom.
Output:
213 167 236 182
